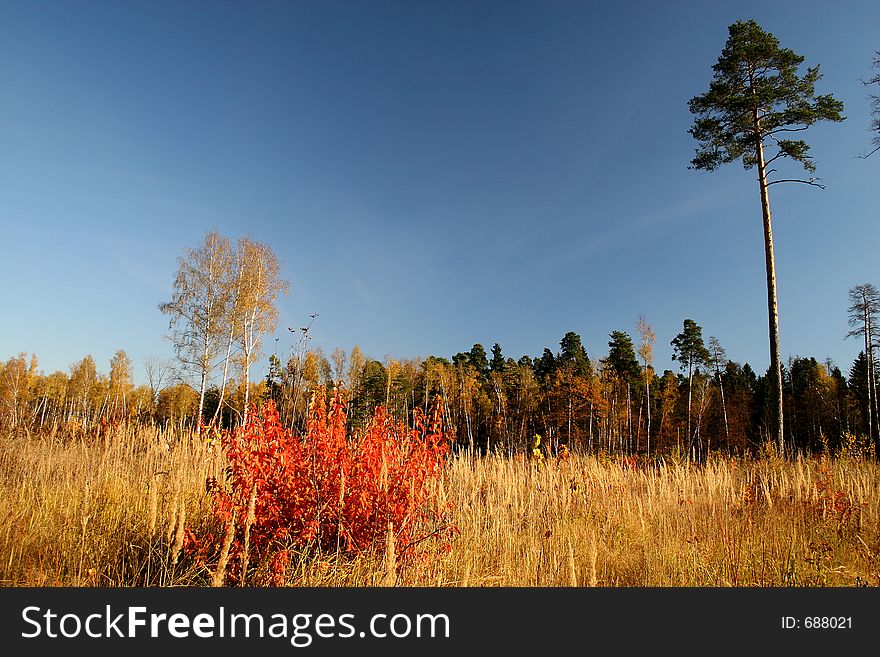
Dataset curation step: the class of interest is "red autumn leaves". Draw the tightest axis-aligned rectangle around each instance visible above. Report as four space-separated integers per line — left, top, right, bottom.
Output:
191 387 454 584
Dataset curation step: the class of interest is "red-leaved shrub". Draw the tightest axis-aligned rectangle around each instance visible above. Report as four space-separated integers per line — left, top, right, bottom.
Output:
192 386 454 585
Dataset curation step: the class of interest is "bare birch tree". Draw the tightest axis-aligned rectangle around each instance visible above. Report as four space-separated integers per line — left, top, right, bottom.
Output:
847 283 880 454
143 355 169 408
159 230 233 433
108 349 133 419
636 315 655 456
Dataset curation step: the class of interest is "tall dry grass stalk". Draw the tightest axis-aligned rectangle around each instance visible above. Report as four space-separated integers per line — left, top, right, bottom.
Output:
166 488 179 546
171 496 186 566
383 521 397 587
567 540 577 587
239 484 257 586
147 475 159 540
588 530 598 587
212 509 237 588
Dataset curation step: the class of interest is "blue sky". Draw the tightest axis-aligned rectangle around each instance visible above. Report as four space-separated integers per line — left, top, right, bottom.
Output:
1 0 878 384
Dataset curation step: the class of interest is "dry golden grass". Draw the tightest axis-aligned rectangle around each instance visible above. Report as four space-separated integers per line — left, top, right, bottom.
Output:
0 427 222 586
435 452 880 586
1 428 878 587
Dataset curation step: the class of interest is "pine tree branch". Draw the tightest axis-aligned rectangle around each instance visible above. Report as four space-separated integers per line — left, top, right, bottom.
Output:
766 177 826 189
766 126 810 135
764 150 785 166
856 145 880 159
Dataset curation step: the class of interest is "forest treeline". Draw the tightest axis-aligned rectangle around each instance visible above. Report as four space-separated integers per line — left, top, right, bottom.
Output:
1 313 878 460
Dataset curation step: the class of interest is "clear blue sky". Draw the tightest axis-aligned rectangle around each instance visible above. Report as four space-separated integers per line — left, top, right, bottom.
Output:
1 0 878 385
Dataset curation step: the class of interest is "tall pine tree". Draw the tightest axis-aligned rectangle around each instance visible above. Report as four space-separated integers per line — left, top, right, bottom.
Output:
688 19 844 455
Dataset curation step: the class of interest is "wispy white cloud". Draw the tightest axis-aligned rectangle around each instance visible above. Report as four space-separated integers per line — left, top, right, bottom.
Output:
352 277 372 305
554 188 733 265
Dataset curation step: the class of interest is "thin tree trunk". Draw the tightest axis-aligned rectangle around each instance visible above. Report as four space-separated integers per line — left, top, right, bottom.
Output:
695 378 710 461
588 399 594 452
386 368 392 409
610 391 617 454
197 348 208 436
712 359 730 448
864 307 873 441
753 106 785 455
636 389 643 455
686 358 693 458
867 313 878 447
871 322 880 457
567 396 572 445
242 308 257 427
212 329 235 428
626 384 632 455
214 258 243 428
646 379 651 457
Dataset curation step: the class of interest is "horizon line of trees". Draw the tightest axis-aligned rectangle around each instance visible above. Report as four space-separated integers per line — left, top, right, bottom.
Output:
3 287 879 460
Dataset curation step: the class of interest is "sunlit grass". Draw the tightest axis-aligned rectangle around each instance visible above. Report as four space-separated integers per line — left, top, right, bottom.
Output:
1 428 878 587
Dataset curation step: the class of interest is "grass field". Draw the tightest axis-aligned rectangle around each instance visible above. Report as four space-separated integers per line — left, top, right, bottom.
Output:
1 428 878 587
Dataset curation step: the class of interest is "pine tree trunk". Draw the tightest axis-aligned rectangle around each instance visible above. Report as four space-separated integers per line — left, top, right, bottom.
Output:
754 114 785 455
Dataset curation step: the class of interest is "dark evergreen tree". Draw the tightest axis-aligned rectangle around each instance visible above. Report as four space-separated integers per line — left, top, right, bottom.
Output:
558 331 592 378
490 343 506 373
533 348 557 383
722 361 757 452
263 353 284 407
352 360 387 424
603 331 641 454
671 319 711 457
828 363 850 447
468 343 490 380
849 352 872 439
788 356 829 452
606 331 641 384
